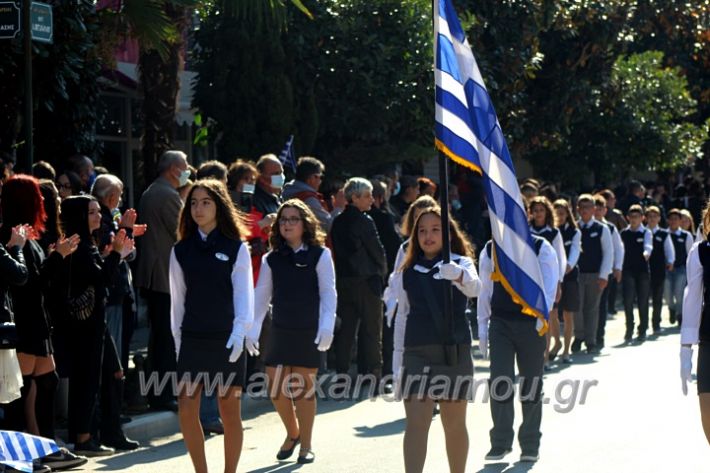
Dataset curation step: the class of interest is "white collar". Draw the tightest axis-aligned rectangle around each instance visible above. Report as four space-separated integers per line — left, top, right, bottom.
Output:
626 224 646 233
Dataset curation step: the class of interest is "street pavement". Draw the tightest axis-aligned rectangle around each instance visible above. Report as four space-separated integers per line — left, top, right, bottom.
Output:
87 310 709 472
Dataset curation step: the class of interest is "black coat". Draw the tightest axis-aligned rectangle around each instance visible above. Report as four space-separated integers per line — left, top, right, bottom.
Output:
0 243 28 323
367 206 402 274
330 205 387 283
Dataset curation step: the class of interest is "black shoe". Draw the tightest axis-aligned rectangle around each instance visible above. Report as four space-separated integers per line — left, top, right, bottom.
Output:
276 436 300 460
120 416 132 425
520 451 540 462
484 447 512 461
73 439 115 457
102 435 140 451
42 448 88 471
433 403 440 417
587 345 600 355
203 422 225 435
571 339 583 354
297 448 315 464
669 310 676 325
653 326 663 335
624 330 633 342
636 334 646 343
4 461 52 473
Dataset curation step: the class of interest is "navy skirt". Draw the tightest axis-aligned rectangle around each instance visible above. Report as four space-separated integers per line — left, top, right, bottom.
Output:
177 331 246 389
264 325 321 369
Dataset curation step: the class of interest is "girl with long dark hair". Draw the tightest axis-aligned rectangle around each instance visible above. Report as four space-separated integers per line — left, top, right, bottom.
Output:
169 179 253 473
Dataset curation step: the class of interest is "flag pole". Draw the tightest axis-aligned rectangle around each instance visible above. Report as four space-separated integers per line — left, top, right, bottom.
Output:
434 0 454 345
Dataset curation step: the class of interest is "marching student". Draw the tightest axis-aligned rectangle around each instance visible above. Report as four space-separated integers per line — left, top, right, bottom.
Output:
680 201 710 444
245 199 336 465
391 208 480 473
645 206 675 333
478 230 558 463
594 194 624 350
553 199 581 363
527 196 566 365
573 194 613 354
666 209 693 325
619 205 653 342
169 179 254 473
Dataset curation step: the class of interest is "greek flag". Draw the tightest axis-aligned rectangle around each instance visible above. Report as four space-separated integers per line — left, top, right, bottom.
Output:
0 431 59 473
278 134 297 173
434 0 549 332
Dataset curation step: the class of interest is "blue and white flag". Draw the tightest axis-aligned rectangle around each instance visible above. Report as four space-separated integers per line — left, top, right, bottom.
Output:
0 431 59 473
278 134 297 173
434 0 549 332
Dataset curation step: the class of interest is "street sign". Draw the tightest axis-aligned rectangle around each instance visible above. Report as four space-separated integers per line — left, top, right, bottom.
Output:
30 1 51 43
0 2 20 39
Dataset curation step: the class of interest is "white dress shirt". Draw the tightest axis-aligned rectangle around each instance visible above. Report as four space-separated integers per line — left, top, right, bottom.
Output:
681 242 704 345
169 231 254 351
648 225 675 265
248 245 337 341
603 220 625 271
696 225 704 244
477 239 559 334
530 225 567 283
563 224 582 269
392 255 480 357
578 218 613 279
672 228 695 260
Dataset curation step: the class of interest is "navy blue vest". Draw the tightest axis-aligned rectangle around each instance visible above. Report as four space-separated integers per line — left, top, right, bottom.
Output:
266 245 324 330
559 223 579 281
174 231 242 336
696 242 710 342
402 257 471 347
531 225 559 245
649 228 670 276
579 221 604 273
671 230 690 268
485 237 544 318
620 228 649 273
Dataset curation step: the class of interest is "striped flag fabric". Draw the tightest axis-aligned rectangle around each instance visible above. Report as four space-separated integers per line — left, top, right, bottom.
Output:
434 0 550 332
0 431 59 472
278 134 297 173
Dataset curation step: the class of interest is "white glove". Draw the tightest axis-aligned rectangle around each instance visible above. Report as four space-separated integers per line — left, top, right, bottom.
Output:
439 262 464 281
226 332 244 363
681 346 693 396
245 338 260 357
478 323 489 360
314 330 334 352
385 299 397 328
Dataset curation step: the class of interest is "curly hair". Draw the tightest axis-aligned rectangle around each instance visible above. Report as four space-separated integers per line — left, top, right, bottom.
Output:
401 195 439 237
528 196 557 228
400 207 474 271
178 179 248 242
269 199 326 249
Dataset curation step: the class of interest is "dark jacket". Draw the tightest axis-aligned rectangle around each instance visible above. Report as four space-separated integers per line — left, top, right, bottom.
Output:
367 205 402 274
97 205 134 306
0 243 28 323
253 184 282 216
330 205 387 285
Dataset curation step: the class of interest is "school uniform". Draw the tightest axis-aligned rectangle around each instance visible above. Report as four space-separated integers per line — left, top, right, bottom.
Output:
391 253 480 400
530 225 567 286
648 225 675 332
248 244 337 368
597 220 625 347
557 223 581 313
681 241 710 393
169 229 254 388
478 236 558 456
620 225 653 339
574 219 613 352
666 228 693 324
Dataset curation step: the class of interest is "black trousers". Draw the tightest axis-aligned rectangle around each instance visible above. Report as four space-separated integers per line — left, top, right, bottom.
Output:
622 271 650 337
596 277 612 346
650 271 665 330
143 289 176 406
488 315 546 453
97 327 124 443
334 278 383 376
607 277 619 314
67 315 105 440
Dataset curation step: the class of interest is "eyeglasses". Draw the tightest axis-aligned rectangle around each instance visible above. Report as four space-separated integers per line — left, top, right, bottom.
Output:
279 217 302 225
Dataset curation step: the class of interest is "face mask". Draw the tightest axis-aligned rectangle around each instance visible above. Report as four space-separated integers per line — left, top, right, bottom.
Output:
393 182 401 196
271 173 285 189
87 171 97 189
242 183 255 194
451 199 462 211
177 169 191 187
